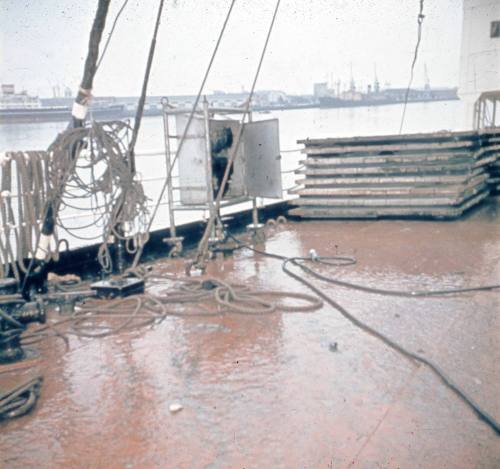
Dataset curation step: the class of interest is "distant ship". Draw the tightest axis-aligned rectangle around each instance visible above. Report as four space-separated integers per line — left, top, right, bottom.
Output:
0 84 127 123
315 80 459 109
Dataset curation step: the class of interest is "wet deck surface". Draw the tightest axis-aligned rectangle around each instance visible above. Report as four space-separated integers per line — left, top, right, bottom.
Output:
1 199 500 468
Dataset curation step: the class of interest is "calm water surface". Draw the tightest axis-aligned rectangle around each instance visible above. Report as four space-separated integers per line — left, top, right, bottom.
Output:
0 100 469 243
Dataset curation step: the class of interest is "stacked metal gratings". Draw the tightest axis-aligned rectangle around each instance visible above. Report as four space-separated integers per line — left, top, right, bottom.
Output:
484 130 500 194
289 129 499 219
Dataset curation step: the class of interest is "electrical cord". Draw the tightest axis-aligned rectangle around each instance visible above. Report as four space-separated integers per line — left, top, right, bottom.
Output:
224 229 500 435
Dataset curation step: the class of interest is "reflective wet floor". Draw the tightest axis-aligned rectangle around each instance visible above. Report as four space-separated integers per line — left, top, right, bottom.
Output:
1 198 499 468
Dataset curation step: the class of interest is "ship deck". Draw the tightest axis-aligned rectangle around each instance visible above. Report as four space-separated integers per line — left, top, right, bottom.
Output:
1 198 499 468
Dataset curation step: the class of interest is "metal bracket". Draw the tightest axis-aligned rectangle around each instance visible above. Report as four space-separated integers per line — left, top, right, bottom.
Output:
163 236 184 257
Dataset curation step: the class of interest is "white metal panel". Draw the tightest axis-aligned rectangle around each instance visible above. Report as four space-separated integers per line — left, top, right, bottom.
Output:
176 114 209 205
243 119 282 198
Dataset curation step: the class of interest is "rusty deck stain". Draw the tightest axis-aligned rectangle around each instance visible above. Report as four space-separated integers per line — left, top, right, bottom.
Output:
1 198 499 468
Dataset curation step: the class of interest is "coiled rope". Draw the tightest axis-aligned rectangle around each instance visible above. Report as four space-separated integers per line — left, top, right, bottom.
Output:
45 121 149 272
17 270 321 346
0 375 43 421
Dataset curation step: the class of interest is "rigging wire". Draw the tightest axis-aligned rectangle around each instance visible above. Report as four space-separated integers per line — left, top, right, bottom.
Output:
128 0 165 173
95 0 130 73
192 0 282 269
399 0 425 134
130 0 238 269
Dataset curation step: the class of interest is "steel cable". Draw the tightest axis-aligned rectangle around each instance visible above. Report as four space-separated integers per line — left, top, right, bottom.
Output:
130 0 238 270
192 0 282 269
95 0 130 73
399 0 425 134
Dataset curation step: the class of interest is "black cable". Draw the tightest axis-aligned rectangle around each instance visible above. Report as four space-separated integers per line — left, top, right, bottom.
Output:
127 0 165 173
283 258 499 436
76 0 112 113
224 230 500 435
399 0 425 134
297 261 500 297
130 0 238 270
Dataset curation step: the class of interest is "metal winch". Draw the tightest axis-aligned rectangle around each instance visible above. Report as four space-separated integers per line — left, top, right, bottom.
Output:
0 278 46 364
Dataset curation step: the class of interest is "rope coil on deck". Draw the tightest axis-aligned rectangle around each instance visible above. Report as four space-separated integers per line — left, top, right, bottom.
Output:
15 270 322 346
0 375 43 421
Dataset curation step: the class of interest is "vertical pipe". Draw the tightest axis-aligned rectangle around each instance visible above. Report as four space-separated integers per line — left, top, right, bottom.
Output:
252 198 259 227
247 111 259 227
161 98 177 238
203 97 216 239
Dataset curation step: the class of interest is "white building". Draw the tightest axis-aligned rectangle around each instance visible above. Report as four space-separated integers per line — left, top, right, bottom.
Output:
458 0 500 127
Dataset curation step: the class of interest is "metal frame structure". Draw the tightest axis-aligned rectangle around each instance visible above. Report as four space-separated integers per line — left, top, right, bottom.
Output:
473 91 500 130
161 98 262 254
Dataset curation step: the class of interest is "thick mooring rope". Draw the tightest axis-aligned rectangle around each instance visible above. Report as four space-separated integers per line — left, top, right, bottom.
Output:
16 269 321 346
0 152 52 279
0 375 43 421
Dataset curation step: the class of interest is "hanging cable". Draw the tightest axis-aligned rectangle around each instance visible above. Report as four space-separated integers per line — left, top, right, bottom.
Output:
130 0 238 269
399 0 425 134
128 0 165 173
95 0 130 73
192 0 282 269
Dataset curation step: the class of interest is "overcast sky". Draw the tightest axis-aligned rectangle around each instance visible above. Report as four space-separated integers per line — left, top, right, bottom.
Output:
0 0 463 98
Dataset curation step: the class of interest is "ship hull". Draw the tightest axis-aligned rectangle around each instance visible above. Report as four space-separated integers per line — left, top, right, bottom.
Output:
319 90 459 109
0 105 128 124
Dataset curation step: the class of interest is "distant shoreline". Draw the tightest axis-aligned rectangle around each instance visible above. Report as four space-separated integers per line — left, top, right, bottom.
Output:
0 96 460 125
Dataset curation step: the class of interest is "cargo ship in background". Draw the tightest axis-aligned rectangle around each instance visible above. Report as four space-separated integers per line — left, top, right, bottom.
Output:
314 74 459 108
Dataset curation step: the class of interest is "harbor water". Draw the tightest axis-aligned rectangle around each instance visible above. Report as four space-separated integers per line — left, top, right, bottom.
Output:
0 100 469 246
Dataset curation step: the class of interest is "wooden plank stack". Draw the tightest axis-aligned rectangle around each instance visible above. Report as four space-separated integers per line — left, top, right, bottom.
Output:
289 129 500 219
